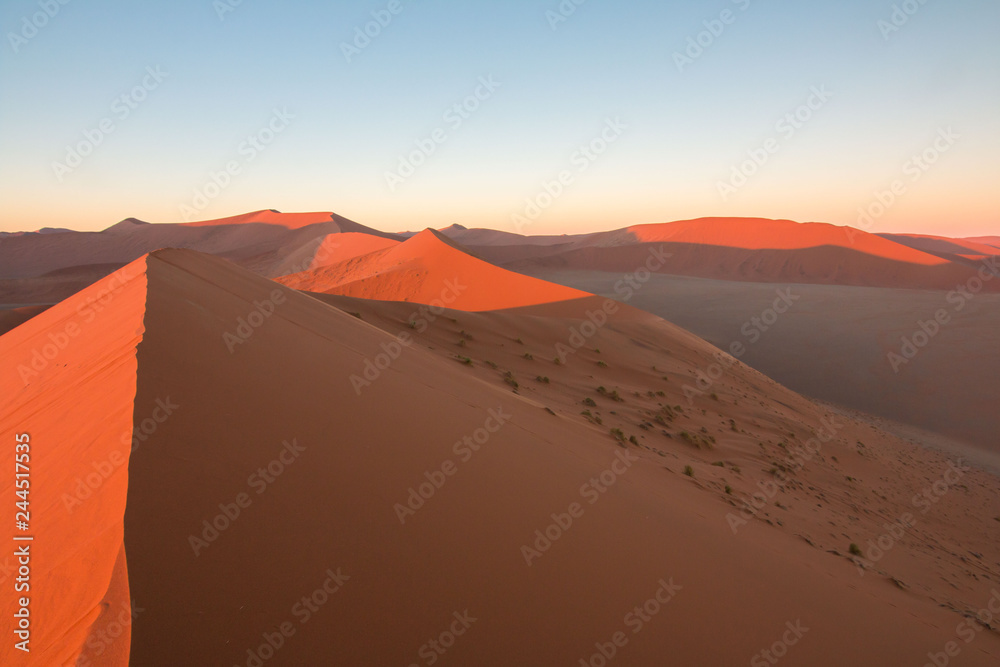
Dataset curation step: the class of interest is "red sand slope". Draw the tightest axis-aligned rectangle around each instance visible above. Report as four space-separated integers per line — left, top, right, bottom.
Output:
277 228 591 310
0 263 147 666
613 218 945 262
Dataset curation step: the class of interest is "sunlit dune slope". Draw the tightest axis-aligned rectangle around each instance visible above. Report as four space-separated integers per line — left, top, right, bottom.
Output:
276 228 591 310
0 262 147 667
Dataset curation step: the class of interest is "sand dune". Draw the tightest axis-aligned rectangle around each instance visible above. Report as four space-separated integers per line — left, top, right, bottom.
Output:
0 305 52 336
0 263 130 307
879 233 1000 262
276 228 591 310
609 218 942 260
2 248 999 664
301 232 400 269
523 268 1000 451
5 214 993 309
177 210 339 230
0 210 401 284
467 218 999 292
400 223 581 247
965 236 1000 249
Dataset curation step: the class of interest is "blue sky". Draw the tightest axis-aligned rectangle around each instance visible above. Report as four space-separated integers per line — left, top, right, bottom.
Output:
1 0 997 236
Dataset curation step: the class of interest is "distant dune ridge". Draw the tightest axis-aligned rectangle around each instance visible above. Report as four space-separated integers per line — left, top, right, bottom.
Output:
0 209 403 284
3 212 997 305
878 232 1000 262
2 244 999 665
1 211 998 444
462 217 999 293
964 236 1000 249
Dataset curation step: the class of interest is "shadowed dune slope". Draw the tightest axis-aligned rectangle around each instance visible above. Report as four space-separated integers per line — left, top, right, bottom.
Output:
879 233 1000 262
0 263 130 306
0 305 52 336
301 232 400 270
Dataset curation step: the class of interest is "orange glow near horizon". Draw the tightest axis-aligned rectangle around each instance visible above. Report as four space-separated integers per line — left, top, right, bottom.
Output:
1 192 996 240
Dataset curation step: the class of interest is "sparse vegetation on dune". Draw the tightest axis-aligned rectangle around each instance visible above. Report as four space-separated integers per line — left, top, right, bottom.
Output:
596 386 624 402
503 371 519 389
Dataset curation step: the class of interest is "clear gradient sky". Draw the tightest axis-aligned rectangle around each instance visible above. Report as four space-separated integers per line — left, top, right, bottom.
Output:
1 0 997 236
